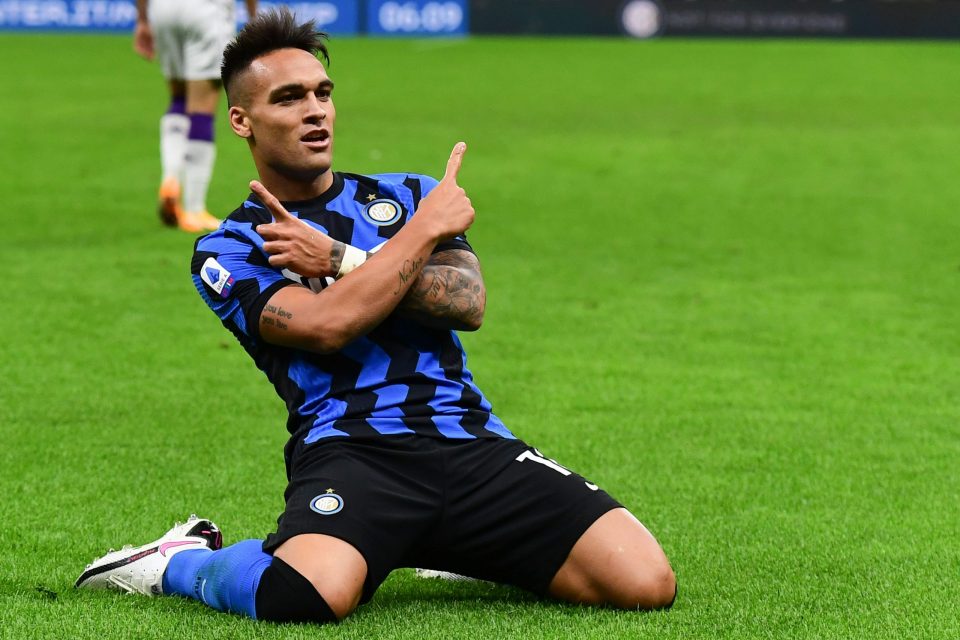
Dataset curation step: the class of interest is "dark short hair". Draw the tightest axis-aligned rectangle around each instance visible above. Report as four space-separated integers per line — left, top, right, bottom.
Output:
221 7 330 101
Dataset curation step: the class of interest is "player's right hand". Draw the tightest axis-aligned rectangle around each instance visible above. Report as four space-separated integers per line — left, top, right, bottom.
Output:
251 180 341 278
133 21 155 60
414 142 475 242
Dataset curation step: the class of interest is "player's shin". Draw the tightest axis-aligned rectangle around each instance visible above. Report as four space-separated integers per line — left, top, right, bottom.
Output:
161 541 337 623
183 113 216 214
160 97 189 183
161 539 271 618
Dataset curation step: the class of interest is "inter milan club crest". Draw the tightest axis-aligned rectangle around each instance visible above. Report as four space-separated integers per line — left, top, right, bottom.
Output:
310 489 344 515
362 198 403 226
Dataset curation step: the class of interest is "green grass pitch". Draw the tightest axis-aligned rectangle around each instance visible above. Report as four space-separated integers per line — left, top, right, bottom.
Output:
1 33 959 639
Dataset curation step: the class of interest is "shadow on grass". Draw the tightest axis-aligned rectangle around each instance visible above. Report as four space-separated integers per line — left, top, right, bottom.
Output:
373 578 539 606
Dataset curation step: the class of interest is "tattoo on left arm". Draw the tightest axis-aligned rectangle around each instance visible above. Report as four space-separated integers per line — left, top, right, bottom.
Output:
399 250 486 330
262 303 294 331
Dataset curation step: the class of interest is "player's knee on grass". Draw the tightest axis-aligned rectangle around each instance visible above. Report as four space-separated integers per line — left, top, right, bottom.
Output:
551 555 677 610
255 557 340 623
591 546 676 610
608 562 677 610
550 510 678 610
553 508 678 610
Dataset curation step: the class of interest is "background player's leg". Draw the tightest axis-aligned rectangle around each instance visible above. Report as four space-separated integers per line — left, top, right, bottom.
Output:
182 78 221 229
158 79 188 226
272 533 368 620
548 508 676 610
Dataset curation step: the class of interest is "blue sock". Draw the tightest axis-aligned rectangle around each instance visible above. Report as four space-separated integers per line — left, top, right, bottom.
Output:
161 539 272 619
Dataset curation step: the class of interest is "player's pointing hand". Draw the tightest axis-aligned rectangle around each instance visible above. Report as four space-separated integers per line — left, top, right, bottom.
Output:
251 180 339 279
250 180 297 224
442 141 466 185
415 142 474 242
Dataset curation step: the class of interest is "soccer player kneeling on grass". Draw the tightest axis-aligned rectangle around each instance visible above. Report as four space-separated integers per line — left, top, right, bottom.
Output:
76 9 676 623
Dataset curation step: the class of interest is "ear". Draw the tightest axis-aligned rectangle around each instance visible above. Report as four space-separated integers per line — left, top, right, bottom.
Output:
229 105 252 139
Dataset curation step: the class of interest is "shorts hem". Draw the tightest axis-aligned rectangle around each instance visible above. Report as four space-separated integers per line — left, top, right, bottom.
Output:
527 502 622 596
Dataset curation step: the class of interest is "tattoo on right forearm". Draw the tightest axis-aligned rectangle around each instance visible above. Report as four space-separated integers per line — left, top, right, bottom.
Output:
395 257 425 295
329 241 345 274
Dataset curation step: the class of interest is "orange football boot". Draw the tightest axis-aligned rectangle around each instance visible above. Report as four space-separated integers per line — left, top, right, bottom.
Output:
157 177 182 227
180 210 222 233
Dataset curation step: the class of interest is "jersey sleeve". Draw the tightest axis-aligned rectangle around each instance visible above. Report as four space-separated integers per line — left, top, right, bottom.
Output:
191 224 297 340
413 174 473 254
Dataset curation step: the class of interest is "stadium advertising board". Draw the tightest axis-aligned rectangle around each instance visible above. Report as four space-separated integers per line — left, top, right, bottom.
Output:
471 0 960 39
0 0 137 30
366 0 467 36
0 0 359 31
246 0 359 33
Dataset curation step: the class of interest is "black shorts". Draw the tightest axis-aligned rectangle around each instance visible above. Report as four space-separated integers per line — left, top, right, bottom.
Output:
262 435 621 603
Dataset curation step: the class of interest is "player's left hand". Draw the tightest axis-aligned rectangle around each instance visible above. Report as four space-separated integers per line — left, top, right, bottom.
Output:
251 180 339 278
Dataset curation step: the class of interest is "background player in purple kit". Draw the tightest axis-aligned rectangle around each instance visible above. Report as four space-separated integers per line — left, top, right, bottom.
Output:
134 0 256 232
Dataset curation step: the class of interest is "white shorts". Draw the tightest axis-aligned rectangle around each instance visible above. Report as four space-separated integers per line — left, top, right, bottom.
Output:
149 0 235 81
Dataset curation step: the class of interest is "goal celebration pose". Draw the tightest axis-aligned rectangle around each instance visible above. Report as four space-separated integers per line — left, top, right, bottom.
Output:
77 9 676 623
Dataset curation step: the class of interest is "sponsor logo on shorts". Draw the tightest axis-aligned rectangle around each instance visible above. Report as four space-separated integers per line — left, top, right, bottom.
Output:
310 491 344 515
362 199 402 226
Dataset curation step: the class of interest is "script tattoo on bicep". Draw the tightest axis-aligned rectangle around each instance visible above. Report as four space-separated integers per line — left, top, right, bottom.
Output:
261 302 294 332
400 250 486 329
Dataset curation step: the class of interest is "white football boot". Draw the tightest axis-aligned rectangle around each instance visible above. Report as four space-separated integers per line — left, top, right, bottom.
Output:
414 568 479 582
75 515 222 596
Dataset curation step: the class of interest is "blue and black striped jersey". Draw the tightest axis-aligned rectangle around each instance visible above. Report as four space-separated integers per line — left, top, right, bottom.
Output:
191 171 514 457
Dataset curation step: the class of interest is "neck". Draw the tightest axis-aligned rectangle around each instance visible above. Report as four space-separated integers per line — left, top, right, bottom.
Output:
254 165 335 202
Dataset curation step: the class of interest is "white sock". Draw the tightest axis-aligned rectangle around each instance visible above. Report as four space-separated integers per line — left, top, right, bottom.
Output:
183 139 216 213
160 113 190 183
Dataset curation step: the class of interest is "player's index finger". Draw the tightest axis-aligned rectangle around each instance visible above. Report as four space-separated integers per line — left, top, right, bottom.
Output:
250 180 293 220
442 142 467 183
